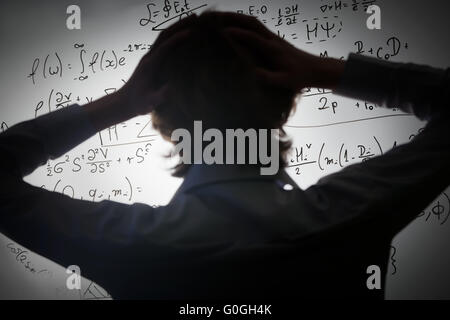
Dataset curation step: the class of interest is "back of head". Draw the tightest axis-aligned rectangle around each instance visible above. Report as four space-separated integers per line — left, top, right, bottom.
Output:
150 11 297 176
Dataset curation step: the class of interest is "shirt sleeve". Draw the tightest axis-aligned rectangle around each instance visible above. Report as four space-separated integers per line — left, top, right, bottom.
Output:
0 105 165 297
304 53 450 236
0 104 96 177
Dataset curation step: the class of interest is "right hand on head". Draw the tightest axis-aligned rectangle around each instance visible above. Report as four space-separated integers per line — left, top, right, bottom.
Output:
223 16 345 91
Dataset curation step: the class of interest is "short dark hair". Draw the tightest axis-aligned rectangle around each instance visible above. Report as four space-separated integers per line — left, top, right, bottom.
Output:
150 11 297 177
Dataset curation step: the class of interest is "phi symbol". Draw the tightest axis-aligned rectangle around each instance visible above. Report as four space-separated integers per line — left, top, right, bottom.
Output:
66 5 81 30
66 265 81 290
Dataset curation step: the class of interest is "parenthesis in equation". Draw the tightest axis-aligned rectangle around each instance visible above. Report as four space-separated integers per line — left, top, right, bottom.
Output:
48 88 54 113
373 136 383 155
338 143 345 168
125 176 133 202
55 52 62 78
53 179 61 192
52 179 75 198
112 50 118 70
318 142 325 171
100 50 106 71
43 54 49 79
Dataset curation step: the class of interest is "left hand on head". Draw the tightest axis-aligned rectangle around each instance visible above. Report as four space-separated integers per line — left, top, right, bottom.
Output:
118 29 191 116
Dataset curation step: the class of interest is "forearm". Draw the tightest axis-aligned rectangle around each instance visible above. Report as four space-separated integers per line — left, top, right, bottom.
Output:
332 53 449 120
0 105 95 177
0 90 135 178
308 53 450 233
310 57 346 91
85 90 135 132
0 90 156 296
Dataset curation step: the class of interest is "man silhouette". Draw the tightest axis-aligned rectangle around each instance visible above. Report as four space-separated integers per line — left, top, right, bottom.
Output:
0 12 449 299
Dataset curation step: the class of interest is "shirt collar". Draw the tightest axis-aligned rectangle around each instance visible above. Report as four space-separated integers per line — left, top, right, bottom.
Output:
174 164 298 195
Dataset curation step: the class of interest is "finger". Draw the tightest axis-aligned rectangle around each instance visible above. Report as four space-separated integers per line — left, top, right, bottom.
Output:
142 84 169 114
148 84 168 105
152 14 197 48
225 27 274 46
225 27 277 56
224 27 279 67
143 29 191 66
254 67 290 89
213 12 276 39
221 31 257 68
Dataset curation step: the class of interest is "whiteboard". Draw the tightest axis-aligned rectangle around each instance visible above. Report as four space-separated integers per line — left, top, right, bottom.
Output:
0 0 449 299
